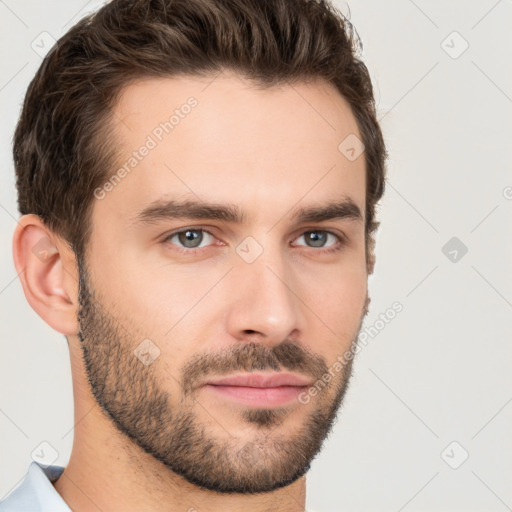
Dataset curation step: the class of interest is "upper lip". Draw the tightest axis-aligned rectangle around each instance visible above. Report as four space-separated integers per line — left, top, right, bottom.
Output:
205 372 313 388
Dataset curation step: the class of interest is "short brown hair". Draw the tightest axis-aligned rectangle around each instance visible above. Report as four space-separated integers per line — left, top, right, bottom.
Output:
13 0 387 267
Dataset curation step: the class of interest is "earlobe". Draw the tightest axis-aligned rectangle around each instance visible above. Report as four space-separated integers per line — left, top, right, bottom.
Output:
12 214 80 336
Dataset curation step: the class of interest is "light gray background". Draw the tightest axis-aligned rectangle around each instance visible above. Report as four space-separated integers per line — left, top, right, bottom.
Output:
1 1 511 511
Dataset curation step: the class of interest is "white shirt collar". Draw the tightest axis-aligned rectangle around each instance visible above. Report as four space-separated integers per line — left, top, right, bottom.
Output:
0 461 70 511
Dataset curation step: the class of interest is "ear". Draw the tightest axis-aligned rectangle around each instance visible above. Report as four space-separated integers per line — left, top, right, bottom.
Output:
12 214 80 335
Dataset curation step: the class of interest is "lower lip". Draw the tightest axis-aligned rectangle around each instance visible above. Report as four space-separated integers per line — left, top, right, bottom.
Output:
204 384 307 407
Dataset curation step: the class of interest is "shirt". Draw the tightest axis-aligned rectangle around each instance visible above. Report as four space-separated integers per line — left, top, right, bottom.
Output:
0 461 70 511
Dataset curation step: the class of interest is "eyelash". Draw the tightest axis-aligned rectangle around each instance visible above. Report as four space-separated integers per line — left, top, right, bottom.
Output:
162 227 345 254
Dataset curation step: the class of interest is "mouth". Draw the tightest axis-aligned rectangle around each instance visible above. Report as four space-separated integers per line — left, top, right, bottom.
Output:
202 372 313 408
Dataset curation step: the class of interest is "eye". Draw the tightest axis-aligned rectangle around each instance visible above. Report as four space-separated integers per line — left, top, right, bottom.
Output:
293 230 343 252
163 228 344 254
164 228 216 250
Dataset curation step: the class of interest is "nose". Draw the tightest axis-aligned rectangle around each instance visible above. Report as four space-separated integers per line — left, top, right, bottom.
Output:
225 246 302 346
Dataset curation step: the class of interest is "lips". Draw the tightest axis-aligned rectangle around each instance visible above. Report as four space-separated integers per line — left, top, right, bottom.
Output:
203 372 314 408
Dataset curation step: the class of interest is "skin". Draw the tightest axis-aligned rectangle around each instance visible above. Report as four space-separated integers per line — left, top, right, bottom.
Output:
13 71 371 512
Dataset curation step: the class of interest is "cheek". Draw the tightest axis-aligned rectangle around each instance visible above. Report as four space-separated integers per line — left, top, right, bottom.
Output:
324 281 366 328
301 263 367 353
142 267 226 331
89 238 209 329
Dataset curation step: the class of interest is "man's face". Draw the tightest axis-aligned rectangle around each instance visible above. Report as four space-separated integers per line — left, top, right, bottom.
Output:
77 72 369 493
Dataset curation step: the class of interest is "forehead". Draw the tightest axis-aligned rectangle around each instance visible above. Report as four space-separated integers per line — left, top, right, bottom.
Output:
95 72 366 227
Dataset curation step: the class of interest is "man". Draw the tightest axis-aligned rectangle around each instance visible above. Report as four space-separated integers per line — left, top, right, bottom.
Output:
1 0 386 510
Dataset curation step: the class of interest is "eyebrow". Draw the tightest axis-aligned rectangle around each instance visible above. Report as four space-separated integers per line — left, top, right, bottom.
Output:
130 196 363 226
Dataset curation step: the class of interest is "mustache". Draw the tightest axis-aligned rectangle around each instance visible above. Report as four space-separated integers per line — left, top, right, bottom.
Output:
181 340 329 396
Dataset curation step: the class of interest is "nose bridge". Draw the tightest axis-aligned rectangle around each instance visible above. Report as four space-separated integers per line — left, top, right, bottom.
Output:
226 237 300 342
